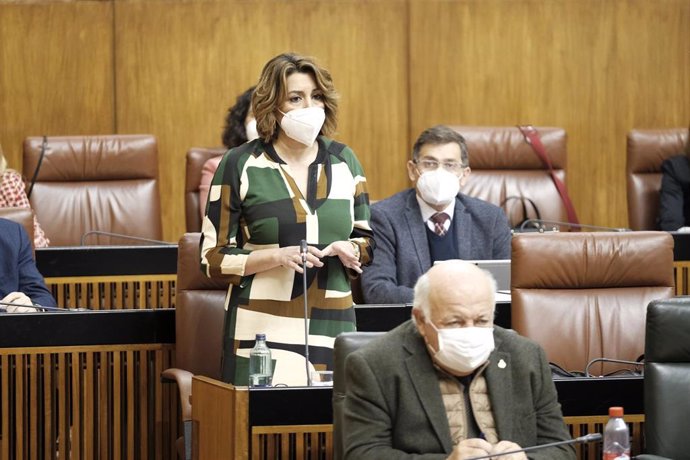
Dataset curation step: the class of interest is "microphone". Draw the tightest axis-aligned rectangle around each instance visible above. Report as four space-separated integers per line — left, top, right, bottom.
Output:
0 300 77 313
80 230 174 246
518 219 631 233
27 135 48 199
300 239 312 386
300 239 308 264
466 433 602 460
585 357 644 377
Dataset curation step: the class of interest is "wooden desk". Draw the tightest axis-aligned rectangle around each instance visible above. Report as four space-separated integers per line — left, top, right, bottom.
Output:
355 298 511 331
36 245 177 310
192 375 643 460
0 309 178 460
32 235 690 309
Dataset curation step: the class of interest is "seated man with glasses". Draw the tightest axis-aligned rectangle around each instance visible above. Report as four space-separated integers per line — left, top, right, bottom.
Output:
361 125 511 304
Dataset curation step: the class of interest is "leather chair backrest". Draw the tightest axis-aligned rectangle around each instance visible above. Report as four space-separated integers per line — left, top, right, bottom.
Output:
22 135 163 246
176 232 230 380
333 332 385 460
0 207 34 247
451 126 569 227
643 298 690 459
185 147 226 233
626 128 689 230
511 231 674 375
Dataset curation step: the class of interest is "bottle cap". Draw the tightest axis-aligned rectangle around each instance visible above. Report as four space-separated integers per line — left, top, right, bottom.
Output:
609 406 624 417
256 333 266 340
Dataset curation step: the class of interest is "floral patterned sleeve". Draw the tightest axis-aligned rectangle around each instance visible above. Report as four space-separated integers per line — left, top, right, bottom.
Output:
0 170 50 247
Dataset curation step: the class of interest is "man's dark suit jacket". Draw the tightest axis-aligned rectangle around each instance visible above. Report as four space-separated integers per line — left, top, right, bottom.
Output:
0 218 56 308
658 154 690 231
361 189 511 304
343 321 575 460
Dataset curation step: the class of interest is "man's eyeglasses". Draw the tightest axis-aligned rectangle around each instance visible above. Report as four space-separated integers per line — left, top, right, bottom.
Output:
414 159 467 174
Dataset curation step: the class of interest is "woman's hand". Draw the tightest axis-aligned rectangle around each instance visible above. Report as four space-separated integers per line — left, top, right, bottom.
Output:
277 245 324 274
322 241 362 274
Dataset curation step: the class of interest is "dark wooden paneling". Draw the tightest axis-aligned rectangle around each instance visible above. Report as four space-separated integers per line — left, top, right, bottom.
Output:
0 2 114 167
1 0 688 239
114 0 409 241
409 0 690 229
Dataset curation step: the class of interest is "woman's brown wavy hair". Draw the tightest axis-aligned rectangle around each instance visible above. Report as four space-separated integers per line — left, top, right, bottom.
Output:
252 53 339 143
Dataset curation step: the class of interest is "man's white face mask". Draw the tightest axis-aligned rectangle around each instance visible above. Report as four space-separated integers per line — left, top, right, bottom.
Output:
429 323 495 374
416 168 460 207
279 107 325 146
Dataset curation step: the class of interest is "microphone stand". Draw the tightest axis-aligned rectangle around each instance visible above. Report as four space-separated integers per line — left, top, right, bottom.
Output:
466 433 602 460
585 357 644 377
300 240 312 387
80 230 175 246
519 219 631 233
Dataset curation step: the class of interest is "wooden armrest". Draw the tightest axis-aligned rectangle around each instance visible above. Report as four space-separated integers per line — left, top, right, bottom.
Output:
161 368 194 421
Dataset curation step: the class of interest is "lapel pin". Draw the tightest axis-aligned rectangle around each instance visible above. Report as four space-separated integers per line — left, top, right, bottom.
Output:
498 359 507 369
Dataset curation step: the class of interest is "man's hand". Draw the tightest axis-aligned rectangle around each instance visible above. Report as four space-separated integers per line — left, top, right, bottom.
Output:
448 438 494 459
490 440 527 460
1 292 38 313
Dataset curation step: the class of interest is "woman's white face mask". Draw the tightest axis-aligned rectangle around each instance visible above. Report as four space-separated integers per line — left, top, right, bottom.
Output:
416 168 461 207
279 107 325 146
428 323 495 374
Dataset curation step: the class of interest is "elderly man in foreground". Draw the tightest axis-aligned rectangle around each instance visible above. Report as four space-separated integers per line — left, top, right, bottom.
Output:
343 260 575 459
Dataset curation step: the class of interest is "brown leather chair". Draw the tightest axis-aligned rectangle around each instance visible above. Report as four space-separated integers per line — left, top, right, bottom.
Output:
0 207 35 247
162 232 229 460
511 231 674 376
22 135 163 246
184 147 226 233
626 128 689 230
451 126 571 228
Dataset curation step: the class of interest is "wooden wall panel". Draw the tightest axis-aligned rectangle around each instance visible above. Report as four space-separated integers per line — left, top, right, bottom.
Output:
0 2 114 171
409 0 690 228
1 0 688 238
114 0 409 241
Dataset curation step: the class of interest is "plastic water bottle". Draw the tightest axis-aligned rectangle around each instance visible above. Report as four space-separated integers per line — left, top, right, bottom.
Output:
248 333 272 387
603 406 630 460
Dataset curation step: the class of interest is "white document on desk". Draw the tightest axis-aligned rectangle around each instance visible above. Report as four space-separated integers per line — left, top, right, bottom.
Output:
495 290 511 303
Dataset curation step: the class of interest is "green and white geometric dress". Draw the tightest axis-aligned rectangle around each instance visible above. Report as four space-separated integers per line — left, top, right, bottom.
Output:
200 136 374 386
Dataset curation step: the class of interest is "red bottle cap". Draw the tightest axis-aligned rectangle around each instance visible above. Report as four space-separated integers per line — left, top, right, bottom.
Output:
609 406 624 417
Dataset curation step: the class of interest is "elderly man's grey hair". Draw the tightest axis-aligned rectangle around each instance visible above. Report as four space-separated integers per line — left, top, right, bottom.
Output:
412 262 497 320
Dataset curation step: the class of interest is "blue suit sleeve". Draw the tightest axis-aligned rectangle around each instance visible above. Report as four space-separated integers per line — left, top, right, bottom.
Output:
492 208 512 259
16 225 57 308
360 205 415 304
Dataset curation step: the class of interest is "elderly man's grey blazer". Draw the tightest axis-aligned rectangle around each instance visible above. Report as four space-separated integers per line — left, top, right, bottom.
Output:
361 189 511 304
343 321 575 460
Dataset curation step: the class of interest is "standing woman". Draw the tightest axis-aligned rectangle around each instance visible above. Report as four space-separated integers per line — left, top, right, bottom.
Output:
200 53 374 386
